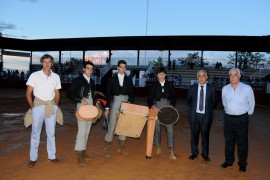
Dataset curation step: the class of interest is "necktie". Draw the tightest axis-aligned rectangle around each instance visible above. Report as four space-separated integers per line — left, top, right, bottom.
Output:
199 86 204 111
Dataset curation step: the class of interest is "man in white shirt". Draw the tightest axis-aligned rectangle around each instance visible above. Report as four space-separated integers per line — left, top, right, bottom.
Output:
26 54 61 168
221 68 255 172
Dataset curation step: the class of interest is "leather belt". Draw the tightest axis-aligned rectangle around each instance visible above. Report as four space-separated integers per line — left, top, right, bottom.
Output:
225 112 247 117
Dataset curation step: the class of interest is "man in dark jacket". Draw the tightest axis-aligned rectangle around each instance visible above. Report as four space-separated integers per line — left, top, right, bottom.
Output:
187 69 217 161
147 67 177 160
66 61 95 166
104 60 134 157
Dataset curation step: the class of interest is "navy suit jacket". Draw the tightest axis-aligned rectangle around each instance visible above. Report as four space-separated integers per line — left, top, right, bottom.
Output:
187 83 217 126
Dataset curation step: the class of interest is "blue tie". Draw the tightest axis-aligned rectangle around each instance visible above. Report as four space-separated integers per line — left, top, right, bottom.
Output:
199 86 204 111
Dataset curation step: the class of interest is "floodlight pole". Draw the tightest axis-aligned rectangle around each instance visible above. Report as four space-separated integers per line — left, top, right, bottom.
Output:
83 50 85 61
59 51 62 64
0 49 3 72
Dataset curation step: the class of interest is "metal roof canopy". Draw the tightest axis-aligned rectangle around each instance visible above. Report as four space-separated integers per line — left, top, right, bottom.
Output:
1 35 270 52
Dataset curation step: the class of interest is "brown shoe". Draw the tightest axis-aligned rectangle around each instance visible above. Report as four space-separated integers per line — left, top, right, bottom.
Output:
118 140 128 155
104 141 111 158
82 150 90 160
154 146 161 158
169 148 177 161
28 161 36 168
48 158 61 164
77 151 88 167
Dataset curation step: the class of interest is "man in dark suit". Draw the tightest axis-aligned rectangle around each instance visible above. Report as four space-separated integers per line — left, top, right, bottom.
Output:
187 69 217 161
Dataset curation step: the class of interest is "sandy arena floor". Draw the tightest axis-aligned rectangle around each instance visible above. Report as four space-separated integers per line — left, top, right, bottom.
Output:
0 89 269 180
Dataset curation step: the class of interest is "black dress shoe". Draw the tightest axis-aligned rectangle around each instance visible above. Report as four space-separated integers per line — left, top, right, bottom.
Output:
28 161 36 168
239 166 246 172
48 158 61 164
188 154 197 160
202 156 211 161
220 162 232 168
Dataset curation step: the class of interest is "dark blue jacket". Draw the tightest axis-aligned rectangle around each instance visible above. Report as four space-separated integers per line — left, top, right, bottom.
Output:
187 83 217 126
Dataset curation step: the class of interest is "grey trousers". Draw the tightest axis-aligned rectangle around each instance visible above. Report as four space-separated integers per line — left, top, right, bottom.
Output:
75 97 93 151
105 95 128 142
154 98 175 148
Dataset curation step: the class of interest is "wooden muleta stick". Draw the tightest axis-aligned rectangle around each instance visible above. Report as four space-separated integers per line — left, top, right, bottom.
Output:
146 108 157 159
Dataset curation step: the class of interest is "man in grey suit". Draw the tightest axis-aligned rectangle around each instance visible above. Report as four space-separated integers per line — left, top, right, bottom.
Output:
187 69 217 161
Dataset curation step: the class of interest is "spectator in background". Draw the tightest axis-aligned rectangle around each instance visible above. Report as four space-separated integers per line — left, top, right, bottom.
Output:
7 70 11 79
172 60 176 70
219 62 223 70
20 71 25 80
106 57 110 64
168 59 171 70
243 58 248 70
238 58 243 70
215 62 219 70
0 71 5 79
54 64 59 74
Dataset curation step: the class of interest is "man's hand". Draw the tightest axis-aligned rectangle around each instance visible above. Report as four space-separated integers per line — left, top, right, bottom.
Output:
152 106 160 114
81 98 88 105
104 109 109 119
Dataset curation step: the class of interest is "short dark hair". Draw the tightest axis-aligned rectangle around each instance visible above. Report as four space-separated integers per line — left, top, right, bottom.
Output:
156 67 167 74
83 61 95 68
117 60 127 67
40 54 54 63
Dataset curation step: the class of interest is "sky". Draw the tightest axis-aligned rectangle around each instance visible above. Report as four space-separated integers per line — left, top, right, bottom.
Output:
1 0 270 71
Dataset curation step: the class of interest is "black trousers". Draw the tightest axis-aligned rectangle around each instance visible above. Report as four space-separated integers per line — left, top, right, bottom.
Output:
224 113 249 167
190 113 211 157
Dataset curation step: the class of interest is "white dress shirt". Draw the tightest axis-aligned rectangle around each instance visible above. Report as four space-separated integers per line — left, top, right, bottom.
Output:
118 73 125 87
83 74 92 97
83 74 90 83
222 82 255 115
159 80 165 92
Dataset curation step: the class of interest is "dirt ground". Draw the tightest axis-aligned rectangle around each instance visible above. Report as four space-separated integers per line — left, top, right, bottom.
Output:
0 89 269 180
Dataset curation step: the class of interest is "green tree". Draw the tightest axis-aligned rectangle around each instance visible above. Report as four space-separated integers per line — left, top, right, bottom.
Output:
250 52 265 69
70 57 83 65
177 52 208 67
154 56 164 67
227 52 266 69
